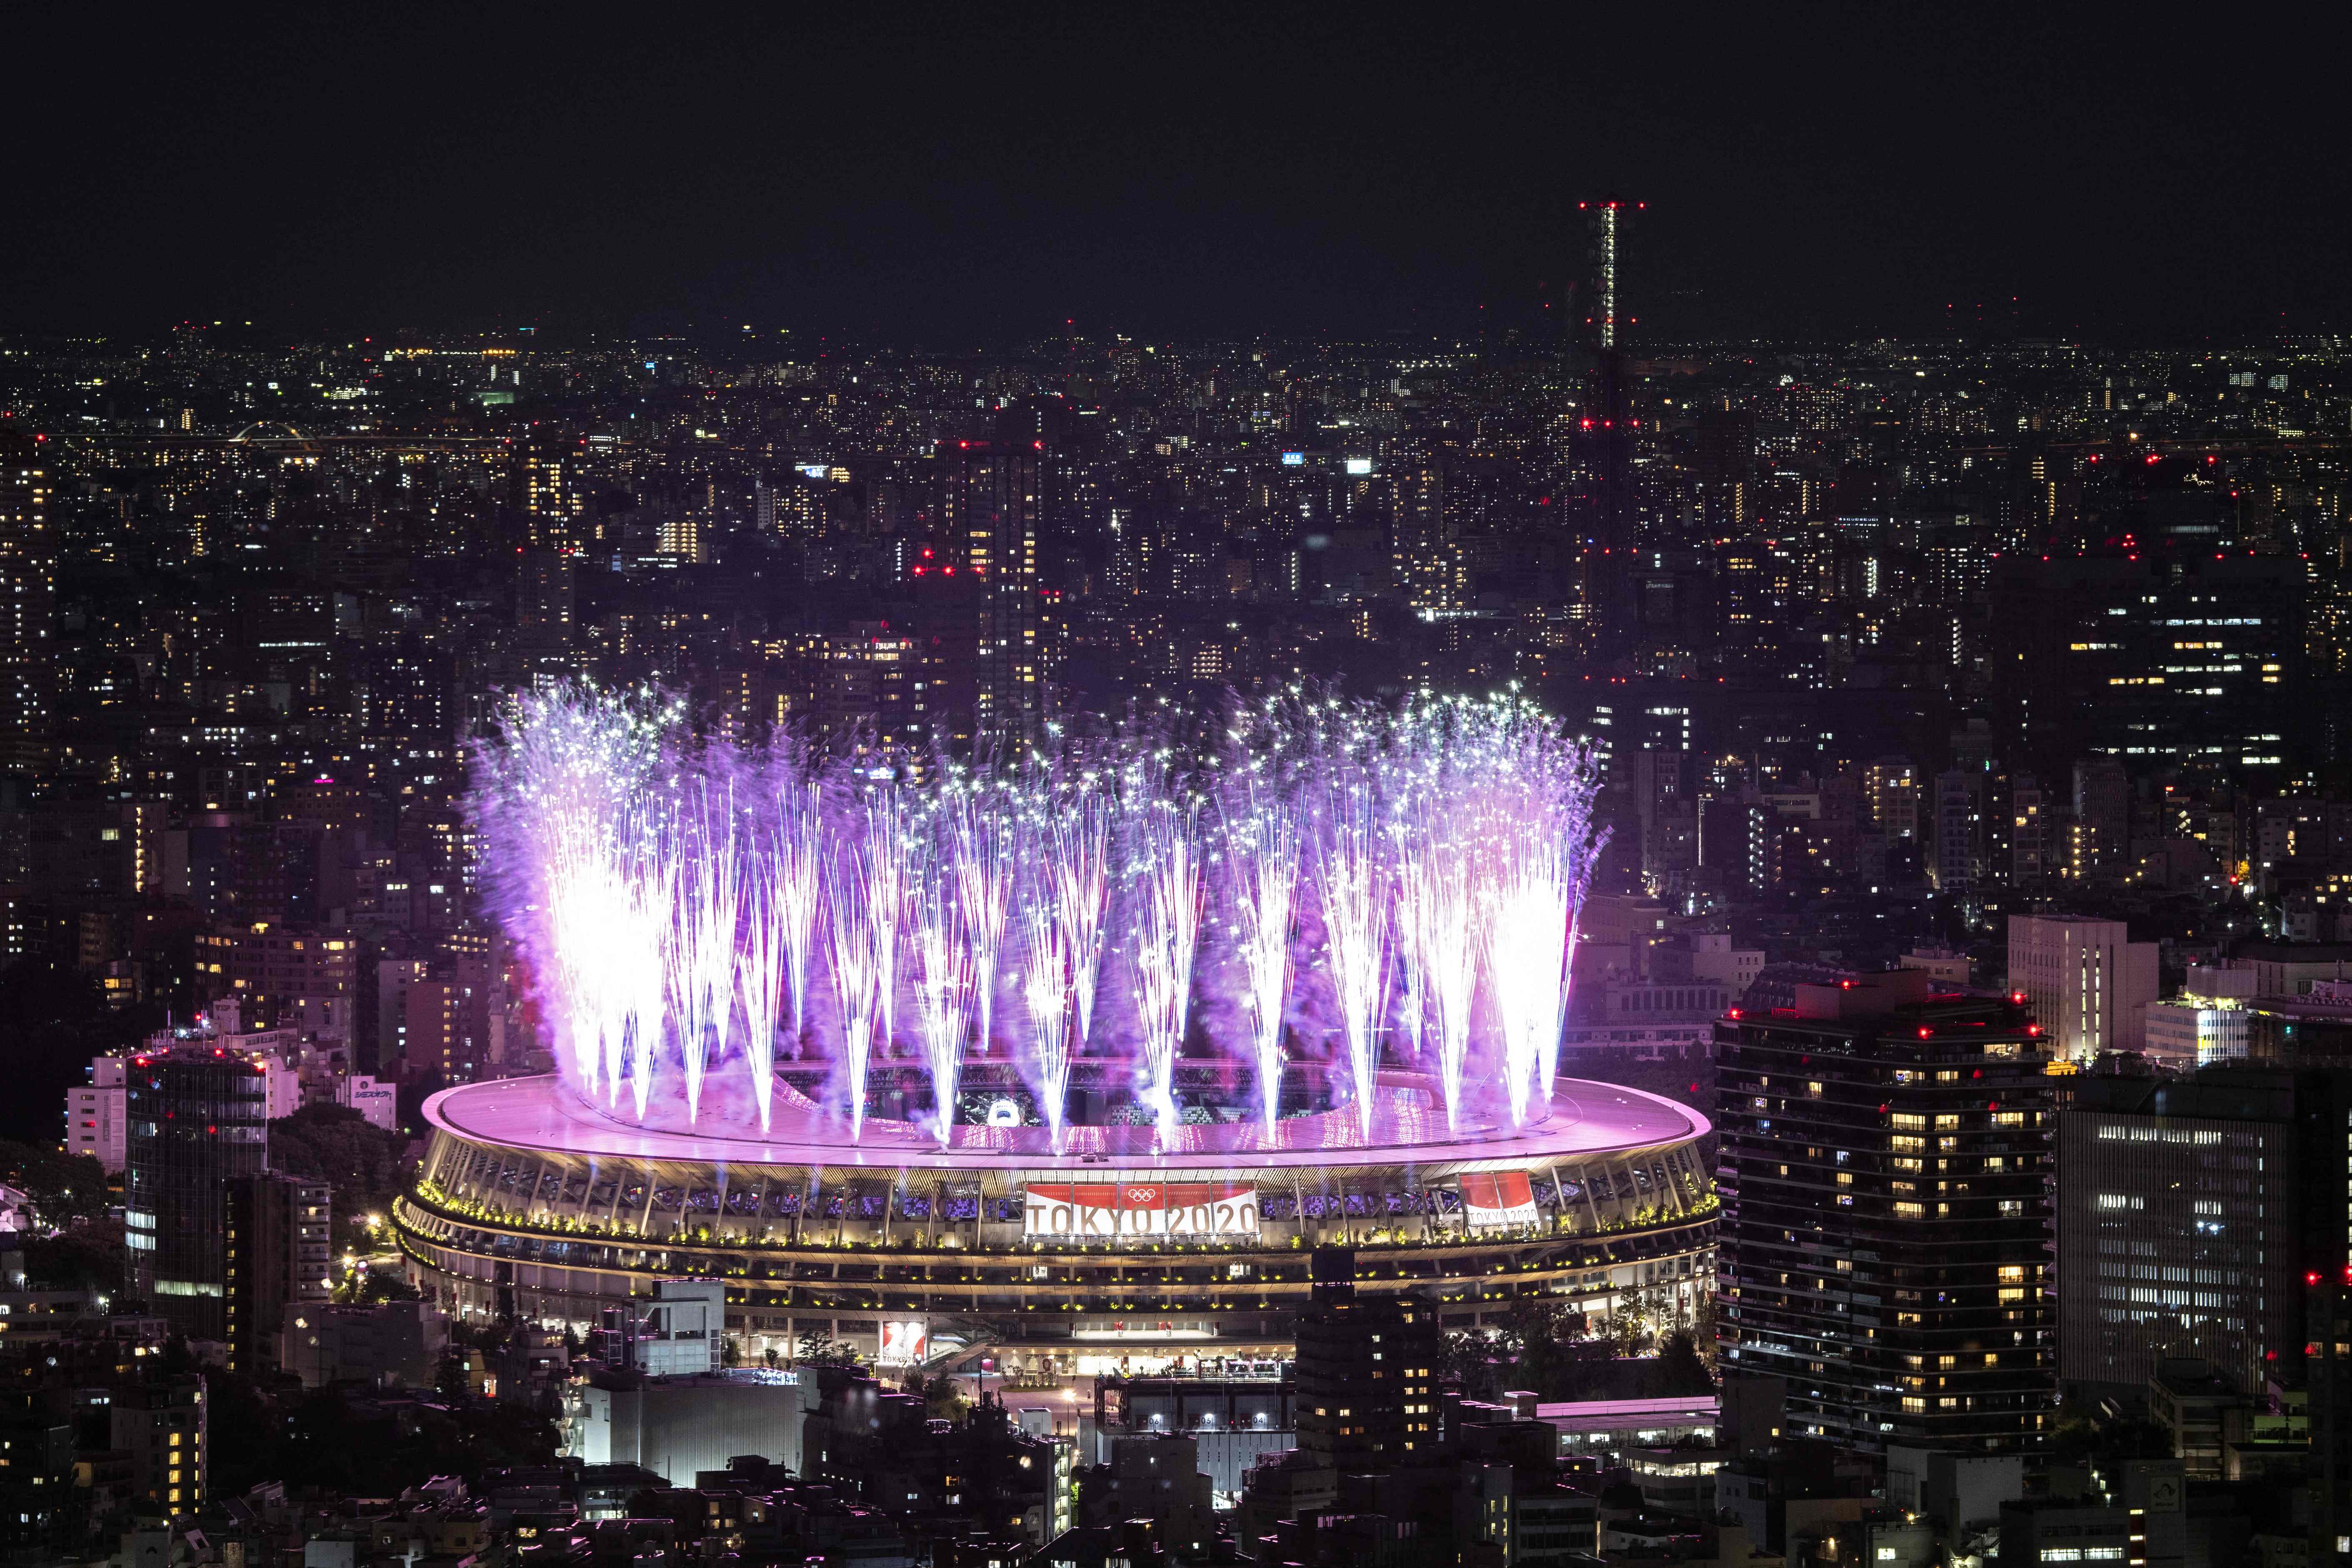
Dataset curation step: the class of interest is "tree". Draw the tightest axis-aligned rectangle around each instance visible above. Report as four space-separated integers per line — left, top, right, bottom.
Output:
17 1225 122 1291
1691 1286 1720 1368
1654 1330 1713 1395
267 1103 415 1259
1436 1327 1504 1401
0 1140 110 1230
795 1330 860 1368
917 1373 968 1420
1600 1295 1649 1356
348 1266 422 1305
435 1351 474 1403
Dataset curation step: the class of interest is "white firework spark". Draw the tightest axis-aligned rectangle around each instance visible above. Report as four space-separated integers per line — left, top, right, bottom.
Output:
666 786 742 1124
948 783 1015 1062
907 846 975 1147
1217 770 1297 1138
1132 793 1203 1144
1312 775 1392 1144
825 832 888 1143
1397 805 1479 1134
1019 900 1077 1147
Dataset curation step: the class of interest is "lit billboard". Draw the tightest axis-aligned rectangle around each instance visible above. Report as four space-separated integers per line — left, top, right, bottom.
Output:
1023 1180 1259 1240
1459 1171 1540 1231
877 1320 928 1365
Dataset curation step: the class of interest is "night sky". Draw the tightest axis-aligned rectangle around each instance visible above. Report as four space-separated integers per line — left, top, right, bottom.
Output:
8 10 2346 345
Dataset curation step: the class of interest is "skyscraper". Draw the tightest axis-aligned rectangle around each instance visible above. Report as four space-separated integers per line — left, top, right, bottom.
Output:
1572 200 1639 649
0 428 56 773
1388 448 1455 613
2055 1068 2352 1402
518 426 590 555
1716 972 2055 1453
939 440 1043 739
124 1048 270 1342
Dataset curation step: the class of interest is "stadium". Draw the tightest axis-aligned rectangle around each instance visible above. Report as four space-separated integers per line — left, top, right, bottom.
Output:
404 685 1717 1371
395 1067 1716 1375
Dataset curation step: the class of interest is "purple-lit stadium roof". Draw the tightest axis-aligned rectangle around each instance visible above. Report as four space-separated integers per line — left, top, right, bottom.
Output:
423 1070 1707 1177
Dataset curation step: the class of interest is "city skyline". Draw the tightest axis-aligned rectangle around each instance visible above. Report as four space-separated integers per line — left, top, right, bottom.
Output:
7 14 2352 1565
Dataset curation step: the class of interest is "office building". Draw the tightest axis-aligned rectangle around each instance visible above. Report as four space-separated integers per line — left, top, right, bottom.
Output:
1997 1498 2134 1568
1715 971 2055 1453
124 1050 270 1342
335 1072 398 1130
1989 553 2302 780
2140 999 2248 1070
2057 1069 2352 1400
0 429 54 773
2007 914 2160 1059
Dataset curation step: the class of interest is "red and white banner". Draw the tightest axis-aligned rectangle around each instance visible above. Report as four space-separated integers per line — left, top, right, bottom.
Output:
877 1320 928 1365
1023 1180 1259 1239
1459 1171 1540 1231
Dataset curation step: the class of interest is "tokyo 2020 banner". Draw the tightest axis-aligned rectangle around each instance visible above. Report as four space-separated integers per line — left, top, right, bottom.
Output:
1023 1180 1260 1239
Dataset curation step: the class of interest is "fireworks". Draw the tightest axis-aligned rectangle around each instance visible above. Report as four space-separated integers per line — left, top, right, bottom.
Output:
666 785 741 1124
1396 803 1478 1135
735 775 822 1131
471 683 1605 1145
907 843 975 1148
1216 769 1298 1138
825 828 888 1144
1037 780 1112 1132
947 782 1015 1063
1311 775 1392 1145
1130 778 1203 1145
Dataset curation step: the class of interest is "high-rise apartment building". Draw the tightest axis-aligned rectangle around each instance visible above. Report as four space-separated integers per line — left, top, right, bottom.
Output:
517 549 577 685
519 427 590 555
2057 1070 2352 1403
1931 770 1985 900
2310 1279 2352 1568
1389 450 1457 613
2006 914 2160 1059
225 1172 334 1373
938 441 1043 739
194 924 359 1047
2070 758 2132 880
1716 972 2055 1453
0 429 56 773
124 1050 270 1341
1293 1249 1439 1472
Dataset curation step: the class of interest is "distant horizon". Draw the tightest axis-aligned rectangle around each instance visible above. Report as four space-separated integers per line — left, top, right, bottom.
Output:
5 319 2333 356
8 13 2349 347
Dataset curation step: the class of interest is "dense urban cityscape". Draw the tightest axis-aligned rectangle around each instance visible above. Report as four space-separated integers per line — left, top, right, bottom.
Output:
5 15 2352 1568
